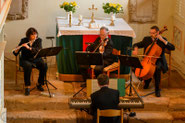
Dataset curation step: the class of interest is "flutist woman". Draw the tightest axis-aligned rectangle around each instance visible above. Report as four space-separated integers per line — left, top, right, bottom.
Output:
13 27 47 96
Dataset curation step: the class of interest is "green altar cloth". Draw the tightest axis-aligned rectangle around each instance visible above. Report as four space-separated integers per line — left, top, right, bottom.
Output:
56 35 132 74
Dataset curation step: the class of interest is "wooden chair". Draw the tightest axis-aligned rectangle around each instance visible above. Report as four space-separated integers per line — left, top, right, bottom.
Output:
15 54 35 89
91 49 121 79
97 109 123 123
161 49 172 87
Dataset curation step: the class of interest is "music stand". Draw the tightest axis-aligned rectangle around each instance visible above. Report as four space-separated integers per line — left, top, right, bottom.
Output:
73 51 103 97
31 46 62 97
118 55 143 97
75 51 103 65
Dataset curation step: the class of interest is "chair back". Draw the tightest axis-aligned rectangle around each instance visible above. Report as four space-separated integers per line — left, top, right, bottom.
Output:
92 48 121 79
97 109 123 123
112 48 121 55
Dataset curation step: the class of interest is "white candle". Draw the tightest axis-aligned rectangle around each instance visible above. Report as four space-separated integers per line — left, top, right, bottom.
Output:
79 15 83 20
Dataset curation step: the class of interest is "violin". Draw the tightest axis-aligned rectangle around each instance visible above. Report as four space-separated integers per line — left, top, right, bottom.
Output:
99 38 108 53
92 38 108 53
135 26 168 80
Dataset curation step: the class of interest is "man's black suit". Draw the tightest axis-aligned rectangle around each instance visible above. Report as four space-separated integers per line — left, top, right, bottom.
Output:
90 87 120 123
133 36 175 92
79 37 114 81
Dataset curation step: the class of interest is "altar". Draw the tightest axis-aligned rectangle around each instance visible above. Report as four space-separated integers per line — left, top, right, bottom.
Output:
56 17 136 81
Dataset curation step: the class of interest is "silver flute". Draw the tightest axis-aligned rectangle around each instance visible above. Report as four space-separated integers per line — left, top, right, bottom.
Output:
12 38 37 52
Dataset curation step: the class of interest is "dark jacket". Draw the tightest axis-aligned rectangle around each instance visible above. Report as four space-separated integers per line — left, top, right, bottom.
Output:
87 37 114 63
90 87 120 123
133 36 175 73
13 37 42 61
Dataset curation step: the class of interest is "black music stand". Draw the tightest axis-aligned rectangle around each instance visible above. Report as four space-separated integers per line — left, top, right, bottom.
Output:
75 51 103 65
31 46 62 97
118 55 143 97
73 51 103 97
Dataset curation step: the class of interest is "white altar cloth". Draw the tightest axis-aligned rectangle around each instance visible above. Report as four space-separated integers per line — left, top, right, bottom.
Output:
56 17 136 38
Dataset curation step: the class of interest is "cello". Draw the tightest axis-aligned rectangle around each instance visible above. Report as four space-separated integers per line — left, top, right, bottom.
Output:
135 26 168 80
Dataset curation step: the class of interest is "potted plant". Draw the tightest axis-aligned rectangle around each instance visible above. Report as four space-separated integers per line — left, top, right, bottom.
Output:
102 3 123 20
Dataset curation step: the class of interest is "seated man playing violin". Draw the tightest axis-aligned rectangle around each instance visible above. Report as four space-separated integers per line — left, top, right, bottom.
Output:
79 26 114 82
132 26 175 97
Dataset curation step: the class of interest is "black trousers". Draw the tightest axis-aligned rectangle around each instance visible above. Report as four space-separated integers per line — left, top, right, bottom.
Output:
79 59 113 81
144 66 161 92
21 58 47 86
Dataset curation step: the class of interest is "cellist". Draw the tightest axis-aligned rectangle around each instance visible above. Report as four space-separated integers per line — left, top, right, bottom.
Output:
132 26 175 97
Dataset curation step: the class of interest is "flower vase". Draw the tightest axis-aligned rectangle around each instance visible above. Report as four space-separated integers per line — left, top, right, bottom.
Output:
68 11 73 27
110 13 115 26
111 13 116 20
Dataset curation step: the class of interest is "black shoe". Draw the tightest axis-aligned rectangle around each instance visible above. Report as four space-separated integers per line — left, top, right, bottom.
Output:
37 84 44 91
155 91 161 97
25 88 30 96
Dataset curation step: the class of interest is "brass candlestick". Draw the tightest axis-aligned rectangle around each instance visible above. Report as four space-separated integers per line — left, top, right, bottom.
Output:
78 15 83 26
78 19 82 26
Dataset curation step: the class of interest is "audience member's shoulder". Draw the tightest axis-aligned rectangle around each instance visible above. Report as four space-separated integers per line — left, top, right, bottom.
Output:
91 89 102 97
91 91 97 98
108 88 119 93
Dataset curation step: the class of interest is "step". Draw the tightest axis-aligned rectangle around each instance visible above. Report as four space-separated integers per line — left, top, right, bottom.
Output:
8 110 185 123
5 80 75 111
7 110 77 123
170 111 185 122
5 92 72 111
133 97 170 112
169 97 185 111
128 111 173 123
128 111 185 123
6 94 185 112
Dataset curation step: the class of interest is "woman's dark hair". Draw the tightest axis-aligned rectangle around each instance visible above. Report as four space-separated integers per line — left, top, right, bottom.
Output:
26 27 38 39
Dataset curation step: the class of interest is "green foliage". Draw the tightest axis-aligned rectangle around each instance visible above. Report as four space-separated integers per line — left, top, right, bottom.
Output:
60 1 77 13
102 3 123 14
